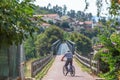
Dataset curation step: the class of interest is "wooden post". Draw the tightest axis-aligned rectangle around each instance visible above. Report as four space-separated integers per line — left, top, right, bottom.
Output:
90 52 93 73
90 56 92 72
97 60 100 74
31 62 33 77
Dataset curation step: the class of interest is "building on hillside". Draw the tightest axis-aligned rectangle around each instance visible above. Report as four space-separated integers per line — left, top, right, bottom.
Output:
94 22 104 31
71 22 81 32
61 15 70 21
69 21 93 32
61 16 75 22
84 21 93 30
61 15 75 25
32 14 43 22
116 26 120 34
69 21 77 32
60 15 76 32
33 14 43 17
42 14 60 24
79 21 84 28
32 14 45 27
33 14 60 25
41 23 51 29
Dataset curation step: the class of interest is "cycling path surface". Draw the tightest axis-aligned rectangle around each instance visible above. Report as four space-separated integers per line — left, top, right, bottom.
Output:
42 55 98 80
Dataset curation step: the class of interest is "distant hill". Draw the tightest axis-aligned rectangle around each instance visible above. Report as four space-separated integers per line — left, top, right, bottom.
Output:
34 5 54 15
33 5 95 22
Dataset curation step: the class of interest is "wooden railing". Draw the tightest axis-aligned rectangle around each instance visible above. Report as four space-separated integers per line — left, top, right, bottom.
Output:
31 54 53 77
74 52 99 74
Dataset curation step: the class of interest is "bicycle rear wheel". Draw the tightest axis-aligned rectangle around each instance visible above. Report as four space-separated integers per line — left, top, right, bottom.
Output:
70 66 75 77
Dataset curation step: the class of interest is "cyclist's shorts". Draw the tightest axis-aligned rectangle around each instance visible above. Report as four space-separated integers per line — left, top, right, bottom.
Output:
67 58 72 61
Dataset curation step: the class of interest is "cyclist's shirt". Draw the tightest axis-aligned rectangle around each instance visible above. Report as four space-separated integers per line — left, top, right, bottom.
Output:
64 52 73 59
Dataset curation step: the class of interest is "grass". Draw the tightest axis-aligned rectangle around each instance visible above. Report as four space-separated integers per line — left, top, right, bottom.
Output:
74 57 91 73
25 58 38 77
35 57 55 80
74 57 101 78
74 58 106 80
118 70 120 80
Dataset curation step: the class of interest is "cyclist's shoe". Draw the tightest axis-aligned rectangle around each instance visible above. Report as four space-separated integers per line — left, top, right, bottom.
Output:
65 71 68 76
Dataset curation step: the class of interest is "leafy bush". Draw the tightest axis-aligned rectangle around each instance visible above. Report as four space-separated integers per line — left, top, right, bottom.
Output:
110 33 120 52
24 34 37 60
69 32 93 56
35 26 64 56
0 0 37 46
96 28 120 79
94 48 110 73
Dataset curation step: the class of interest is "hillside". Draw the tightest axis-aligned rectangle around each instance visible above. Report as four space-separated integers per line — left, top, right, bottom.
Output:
34 5 54 14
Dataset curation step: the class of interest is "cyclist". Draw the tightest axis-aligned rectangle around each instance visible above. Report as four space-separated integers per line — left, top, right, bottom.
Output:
61 50 73 75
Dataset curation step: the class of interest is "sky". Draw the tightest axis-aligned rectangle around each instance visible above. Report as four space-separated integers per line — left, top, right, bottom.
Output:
34 0 109 16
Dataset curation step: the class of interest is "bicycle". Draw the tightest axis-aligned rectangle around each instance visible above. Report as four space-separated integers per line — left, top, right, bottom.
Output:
63 63 75 76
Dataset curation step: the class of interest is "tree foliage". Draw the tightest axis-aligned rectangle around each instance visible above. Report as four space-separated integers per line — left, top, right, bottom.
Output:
94 23 120 79
35 4 93 21
60 22 70 28
35 26 64 56
0 0 37 46
110 33 120 52
69 32 93 56
80 27 99 39
93 48 110 73
23 34 37 60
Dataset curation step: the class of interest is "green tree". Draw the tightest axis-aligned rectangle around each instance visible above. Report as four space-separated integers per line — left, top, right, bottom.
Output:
76 11 82 20
87 13 93 21
0 0 37 46
94 25 120 79
100 17 107 25
110 33 120 52
80 27 99 39
24 34 37 60
47 3 51 10
63 5 67 15
35 26 64 56
70 32 93 56
35 33 48 56
61 22 70 28
48 20 53 25
52 5 63 16
81 1 120 78
67 10 76 18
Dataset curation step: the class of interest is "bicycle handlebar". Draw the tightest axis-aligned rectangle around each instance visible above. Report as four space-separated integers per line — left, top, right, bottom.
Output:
61 59 66 61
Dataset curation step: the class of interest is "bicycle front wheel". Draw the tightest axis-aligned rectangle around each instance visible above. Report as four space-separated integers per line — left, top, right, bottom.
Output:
63 66 67 76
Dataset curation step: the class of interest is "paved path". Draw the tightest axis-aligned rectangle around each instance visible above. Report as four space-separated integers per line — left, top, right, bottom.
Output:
42 55 98 80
